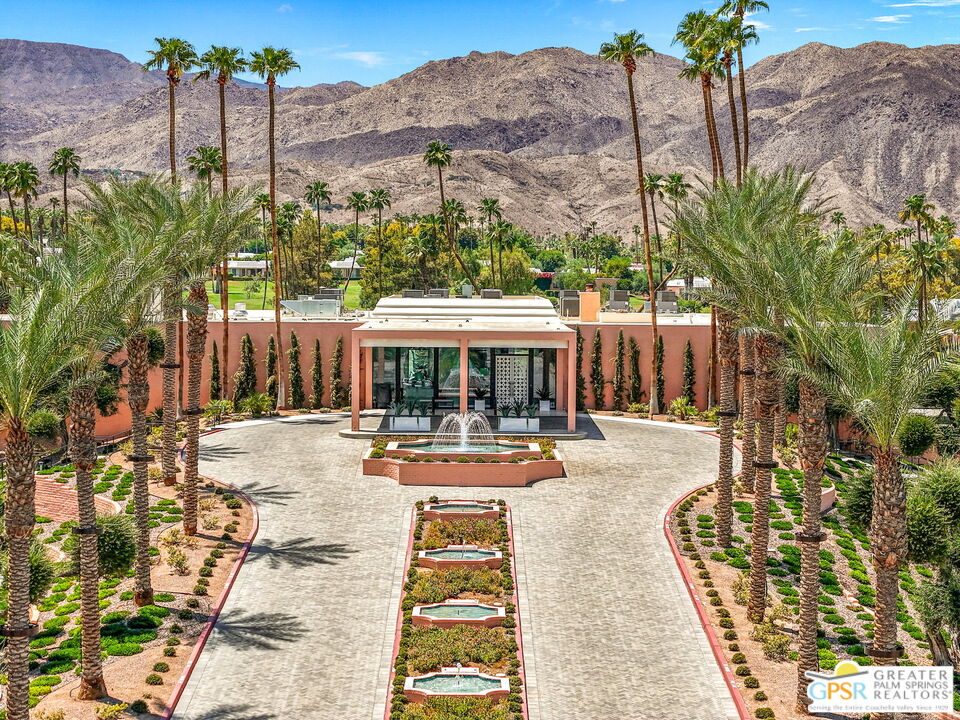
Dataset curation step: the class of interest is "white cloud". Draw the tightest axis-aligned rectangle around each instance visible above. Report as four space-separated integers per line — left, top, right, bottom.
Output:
275 3 293 11
795 26 832 31
870 13 911 22
335 51 387 67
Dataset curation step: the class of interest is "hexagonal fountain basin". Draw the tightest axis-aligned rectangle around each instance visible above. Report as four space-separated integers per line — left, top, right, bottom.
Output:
413 599 505 628
417 545 502 569
404 667 510 703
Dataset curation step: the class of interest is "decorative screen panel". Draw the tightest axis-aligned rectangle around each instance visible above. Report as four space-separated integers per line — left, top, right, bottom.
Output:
495 355 528 406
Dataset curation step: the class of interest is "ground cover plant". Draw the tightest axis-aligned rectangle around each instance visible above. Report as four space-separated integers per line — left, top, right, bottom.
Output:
388 498 525 720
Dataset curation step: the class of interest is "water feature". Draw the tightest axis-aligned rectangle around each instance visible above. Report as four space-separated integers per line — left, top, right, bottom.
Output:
411 674 503 693
430 412 496 451
423 548 498 561
427 503 495 513
420 604 500 619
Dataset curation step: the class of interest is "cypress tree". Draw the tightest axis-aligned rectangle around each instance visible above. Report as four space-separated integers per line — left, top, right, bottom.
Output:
575 326 586 411
628 336 643 404
233 334 257 404
288 331 305 409
612 330 626 411
330 334 345 408
209 341 221 401
265 336 278 404
590 330 605 410
682 339 696 404
311 338 324 408
655 334 665 412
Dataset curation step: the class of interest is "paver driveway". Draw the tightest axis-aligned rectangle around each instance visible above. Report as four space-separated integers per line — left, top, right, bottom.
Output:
174 414 737 720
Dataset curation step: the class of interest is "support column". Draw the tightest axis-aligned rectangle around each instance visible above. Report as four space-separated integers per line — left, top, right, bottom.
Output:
566 336 577 432
351 334 361 431
556 347 567 411
364 348 373 410
459 338 469 414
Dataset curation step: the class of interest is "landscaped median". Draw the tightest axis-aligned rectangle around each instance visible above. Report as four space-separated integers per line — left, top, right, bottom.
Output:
385 498 527 720
363 436 563 487
666 455 956 720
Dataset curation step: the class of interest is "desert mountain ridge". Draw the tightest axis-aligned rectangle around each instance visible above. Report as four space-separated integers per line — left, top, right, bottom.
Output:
1 38 958 236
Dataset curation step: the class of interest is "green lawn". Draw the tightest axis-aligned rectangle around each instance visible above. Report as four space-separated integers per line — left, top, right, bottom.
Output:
202 278 363 311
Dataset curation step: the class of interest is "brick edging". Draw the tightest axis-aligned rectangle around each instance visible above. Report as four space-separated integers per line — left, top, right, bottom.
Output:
161 433 261 720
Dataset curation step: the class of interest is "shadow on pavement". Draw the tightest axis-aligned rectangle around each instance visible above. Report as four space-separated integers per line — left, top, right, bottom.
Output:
245 538 356 570
211 610 307 651
186 703 277 720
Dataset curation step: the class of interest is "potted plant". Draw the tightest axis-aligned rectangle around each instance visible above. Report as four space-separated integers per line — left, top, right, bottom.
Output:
535 386 552 413
389 398 431 431
498 400 539 432
473 386 488 412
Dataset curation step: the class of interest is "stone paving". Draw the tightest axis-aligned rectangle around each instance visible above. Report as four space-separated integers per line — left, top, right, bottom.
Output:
173 414 738 720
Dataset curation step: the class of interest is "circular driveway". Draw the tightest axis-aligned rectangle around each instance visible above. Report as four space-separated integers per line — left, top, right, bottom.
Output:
173 414 737 720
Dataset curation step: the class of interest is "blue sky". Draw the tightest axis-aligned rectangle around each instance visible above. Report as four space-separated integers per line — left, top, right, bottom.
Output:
7 0 959 86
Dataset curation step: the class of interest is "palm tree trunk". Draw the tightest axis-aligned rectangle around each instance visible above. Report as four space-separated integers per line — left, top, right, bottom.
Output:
868 447 908 688
725 55 743 186
707 308 717 407
736 46 750 168
649 193 664 284
705 81 725 180
739 335 758 493
487 223 496 285
796 379 827 711
127 331 155 606
3 418 38 720
23 195 33 242
62 173 69 237
183 283 207 535
343 212 360 294
774 377 788 447
267 81 286 407
6 191 18 238
168 78 177 176
161 278 180 486
748 333 779 622
715 308 738 547
218 79 231 393
69 383 108 699
625 71 659 417
316 206 323 293
377 209 384 299
700 77 719 183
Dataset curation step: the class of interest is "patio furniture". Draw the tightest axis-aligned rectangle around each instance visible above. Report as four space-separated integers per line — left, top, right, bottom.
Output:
480 288 503 299
607 289 630 312
426 288 450 298
402 289 424 298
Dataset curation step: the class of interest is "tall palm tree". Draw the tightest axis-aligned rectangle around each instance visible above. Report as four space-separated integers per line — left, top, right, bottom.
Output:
143 38 197 176
676 12 725 183
0 163 19 237
599 30 660 416
181 188 257 534
831 210 846 230
643 173 666 280
305 180 332 292
715 18 756 186
343 191 368 295
196 46 247 394
422 141 477 288
0 239 115 720
478 197 503 284
250 46 299 408
10 162 40 243
368 188 391 299
904 231 949 323
804 296 956 714
48 147 80 236
718 0 768 169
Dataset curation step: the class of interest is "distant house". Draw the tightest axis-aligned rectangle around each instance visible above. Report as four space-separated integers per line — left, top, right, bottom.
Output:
329 256 364 280
666 277 712 291
226 259 269 278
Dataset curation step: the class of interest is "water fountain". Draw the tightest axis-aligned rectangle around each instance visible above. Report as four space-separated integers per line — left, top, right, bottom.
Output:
412 599 506 628
430 412 496 451
404 666 510 703
418 544 502 570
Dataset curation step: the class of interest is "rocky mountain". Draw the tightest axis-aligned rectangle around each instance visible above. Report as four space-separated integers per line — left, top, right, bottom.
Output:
1 39 958 235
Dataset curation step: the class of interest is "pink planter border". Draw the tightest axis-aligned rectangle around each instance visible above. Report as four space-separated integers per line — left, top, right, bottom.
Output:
363 452 564 487
161 428 259 720
384 503 529 720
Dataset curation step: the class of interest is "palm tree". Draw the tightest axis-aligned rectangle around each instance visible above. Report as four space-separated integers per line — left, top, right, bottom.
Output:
718 0 768 168
186 145 223 198
600 31 660 416
0 162 19 237
368 188 391 299
478 197 502 284
643 173 666 280
422 141 477 288
181 188 257 534
831 210 846 230
195 48 247 377
343 191 368 295
305 181 332 292
143 38 197 176
804 296 956 710
715 17 756 186
0 240 116 719
904 231 949 322
250 46 300 408
10 161 40 243
48 147 80 236
676 12 725 183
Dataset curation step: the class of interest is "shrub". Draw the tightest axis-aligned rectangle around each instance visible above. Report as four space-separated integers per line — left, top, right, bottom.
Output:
735 665 752 677
153 662 170 673
163 646 176 657
755 708 775 719
754 691 768 702
897 414 937 457
106 643 143 656
762 634 791 660
743 676 760 689
730 652 746 664
94 705 129 720
129 700 149 714
145 674 163 686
